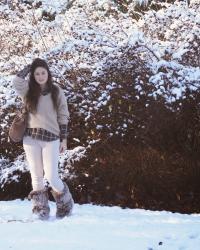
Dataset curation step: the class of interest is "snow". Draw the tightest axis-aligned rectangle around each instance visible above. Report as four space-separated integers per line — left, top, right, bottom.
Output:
0 155 27 188
135 0 150 6
1 0 200 112
0 145 87 189
0 146 85 189
0 200 200 250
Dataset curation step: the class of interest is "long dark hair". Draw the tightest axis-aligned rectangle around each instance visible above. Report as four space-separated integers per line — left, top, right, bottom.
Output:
25 58 59 114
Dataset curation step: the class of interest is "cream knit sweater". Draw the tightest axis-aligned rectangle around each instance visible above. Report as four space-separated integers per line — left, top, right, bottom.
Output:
13 76 70 137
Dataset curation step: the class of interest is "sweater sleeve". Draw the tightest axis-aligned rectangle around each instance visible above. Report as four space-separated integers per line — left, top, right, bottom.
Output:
13 65 31 99
57 86 70 127
13 76 29 99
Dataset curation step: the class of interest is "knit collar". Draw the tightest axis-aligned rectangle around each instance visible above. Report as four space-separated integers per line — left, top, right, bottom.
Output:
41 89 50 96
41 86 50 96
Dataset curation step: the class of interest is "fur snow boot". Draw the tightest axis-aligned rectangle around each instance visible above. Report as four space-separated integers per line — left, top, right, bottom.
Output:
28 188 50 220
50 183 74 218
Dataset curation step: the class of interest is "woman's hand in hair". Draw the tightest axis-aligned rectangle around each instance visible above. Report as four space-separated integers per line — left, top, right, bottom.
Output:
59 139 67 153
16 64 31 79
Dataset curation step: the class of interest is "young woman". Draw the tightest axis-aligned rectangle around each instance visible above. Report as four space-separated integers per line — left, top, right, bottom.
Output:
12 58 74 220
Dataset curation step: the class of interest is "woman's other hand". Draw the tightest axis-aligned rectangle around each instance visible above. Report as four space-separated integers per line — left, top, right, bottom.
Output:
59 139 67 153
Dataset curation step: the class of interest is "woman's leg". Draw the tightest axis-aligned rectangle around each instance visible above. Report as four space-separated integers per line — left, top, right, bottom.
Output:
23 136 50 219
42 139 64 193
23 136 45 191
42 139 74 218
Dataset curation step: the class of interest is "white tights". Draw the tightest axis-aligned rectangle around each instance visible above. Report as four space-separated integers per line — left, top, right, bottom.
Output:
23 136 64 192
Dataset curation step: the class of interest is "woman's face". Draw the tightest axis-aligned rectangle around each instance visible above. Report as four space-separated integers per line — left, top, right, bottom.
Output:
34 67 48 87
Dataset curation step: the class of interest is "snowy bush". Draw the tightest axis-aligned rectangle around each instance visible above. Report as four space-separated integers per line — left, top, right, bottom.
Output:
1 0 200 212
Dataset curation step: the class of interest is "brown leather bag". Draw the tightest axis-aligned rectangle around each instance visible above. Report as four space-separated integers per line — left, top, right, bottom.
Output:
8 105 28 143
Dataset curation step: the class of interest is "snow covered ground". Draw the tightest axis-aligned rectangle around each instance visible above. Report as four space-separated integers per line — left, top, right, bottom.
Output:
0 200 200 250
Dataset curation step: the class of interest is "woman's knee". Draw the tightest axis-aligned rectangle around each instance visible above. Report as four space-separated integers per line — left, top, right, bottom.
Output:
45 174 64 191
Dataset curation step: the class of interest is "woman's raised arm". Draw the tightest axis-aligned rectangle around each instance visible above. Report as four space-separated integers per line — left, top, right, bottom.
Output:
13 64 31 99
